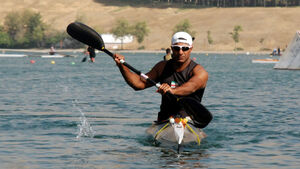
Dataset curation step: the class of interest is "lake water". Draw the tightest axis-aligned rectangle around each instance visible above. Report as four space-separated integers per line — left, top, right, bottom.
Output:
0 51 299 169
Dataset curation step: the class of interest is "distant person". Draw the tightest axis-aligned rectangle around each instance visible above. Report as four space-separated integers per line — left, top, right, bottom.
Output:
277 47 281 56
82 46 96 62
164 48 172 61
272 48 277 56
87 46 96 62
82 49 88 62
49 46 56 55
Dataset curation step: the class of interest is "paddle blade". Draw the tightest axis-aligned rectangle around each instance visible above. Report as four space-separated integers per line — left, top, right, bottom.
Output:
179 97 213 128
66 22 105 51
81 56 87 62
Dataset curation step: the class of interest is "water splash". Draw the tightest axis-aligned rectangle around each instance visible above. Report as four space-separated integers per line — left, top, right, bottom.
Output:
72 99 95 139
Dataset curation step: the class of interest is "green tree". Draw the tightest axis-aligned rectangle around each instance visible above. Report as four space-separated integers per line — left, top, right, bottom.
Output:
31 26 45 47
4 11 22 42
45 30 64 46
132 21 149 44
0 26 11 47
111 19 131 49
207 30 213 45
23 10 46 47
1 9 68 48
229 25 243 51
173 19 196 37
3 10 46 48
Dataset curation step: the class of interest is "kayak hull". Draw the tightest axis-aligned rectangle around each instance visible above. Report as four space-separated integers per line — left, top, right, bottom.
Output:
41 54 65 58
40 54 75 58
146 120 206 146
0 54 27 57
252 58 279 63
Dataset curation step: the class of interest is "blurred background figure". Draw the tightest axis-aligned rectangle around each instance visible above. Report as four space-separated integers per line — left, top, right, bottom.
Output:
82 46 96 62
49 46 56 55
164 48 172 61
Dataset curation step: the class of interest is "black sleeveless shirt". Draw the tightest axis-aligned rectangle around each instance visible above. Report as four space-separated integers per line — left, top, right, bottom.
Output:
156 60 205 121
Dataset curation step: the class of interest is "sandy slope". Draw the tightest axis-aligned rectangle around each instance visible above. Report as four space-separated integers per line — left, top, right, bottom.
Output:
0 0 299 52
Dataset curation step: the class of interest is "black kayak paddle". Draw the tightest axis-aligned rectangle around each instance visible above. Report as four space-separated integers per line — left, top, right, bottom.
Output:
66 22 212 128
81 56 87 62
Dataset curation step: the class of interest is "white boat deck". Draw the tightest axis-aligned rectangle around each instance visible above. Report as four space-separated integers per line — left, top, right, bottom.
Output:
41 54 65 58
252 58 279 63
0 54 27 58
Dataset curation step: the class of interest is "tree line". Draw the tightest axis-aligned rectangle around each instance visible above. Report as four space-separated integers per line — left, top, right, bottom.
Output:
111 19 150 49
0 10 151 49
1 9 244 50
0 10 76 49
111 18 200 50
0 10 65 48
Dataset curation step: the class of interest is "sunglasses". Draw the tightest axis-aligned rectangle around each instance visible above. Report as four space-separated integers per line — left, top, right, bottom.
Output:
171 45 192 52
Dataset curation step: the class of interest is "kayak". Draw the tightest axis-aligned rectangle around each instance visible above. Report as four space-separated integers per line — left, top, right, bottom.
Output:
0 54 27 57
41 54 65 58
252 58 279 63
41 54 75 58
146 116 206 151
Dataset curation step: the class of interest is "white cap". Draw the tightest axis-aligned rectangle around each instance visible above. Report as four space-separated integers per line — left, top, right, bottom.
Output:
171 32 193 46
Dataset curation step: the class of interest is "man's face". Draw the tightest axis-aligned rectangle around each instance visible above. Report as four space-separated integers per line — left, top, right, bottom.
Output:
171 42 193 63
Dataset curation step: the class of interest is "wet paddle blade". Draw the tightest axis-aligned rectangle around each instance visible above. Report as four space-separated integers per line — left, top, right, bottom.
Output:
179 97 213 128
66 22 105 51
81 56 87 62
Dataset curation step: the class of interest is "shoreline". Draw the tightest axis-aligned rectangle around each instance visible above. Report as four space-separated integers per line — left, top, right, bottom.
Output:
1 48 271 55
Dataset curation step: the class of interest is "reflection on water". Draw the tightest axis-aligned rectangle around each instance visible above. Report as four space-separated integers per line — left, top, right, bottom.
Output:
159 148 210 168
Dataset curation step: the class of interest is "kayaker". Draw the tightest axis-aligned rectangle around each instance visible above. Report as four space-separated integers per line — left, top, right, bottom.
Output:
164 48 172 61
49 46 56 55
114 32 208 125
87 46 96 62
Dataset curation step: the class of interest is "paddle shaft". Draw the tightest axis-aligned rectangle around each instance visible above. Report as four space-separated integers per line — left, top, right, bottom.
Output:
103 49 160 88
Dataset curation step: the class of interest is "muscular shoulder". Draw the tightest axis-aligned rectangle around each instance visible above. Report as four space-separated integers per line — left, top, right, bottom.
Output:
193 64 207 72
146 60 168 81
154 60 168 72
191 64 209 83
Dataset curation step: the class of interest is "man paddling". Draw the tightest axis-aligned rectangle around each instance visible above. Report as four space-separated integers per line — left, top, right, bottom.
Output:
114 32 208 125
49 46 56 55
164 48 172 61
88 46 96 62
82 46 96 62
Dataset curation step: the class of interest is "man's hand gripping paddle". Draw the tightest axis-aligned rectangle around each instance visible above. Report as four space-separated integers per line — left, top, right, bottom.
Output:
66 22 213 128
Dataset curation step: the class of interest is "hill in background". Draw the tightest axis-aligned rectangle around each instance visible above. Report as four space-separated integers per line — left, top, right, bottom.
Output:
0 0 299 52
